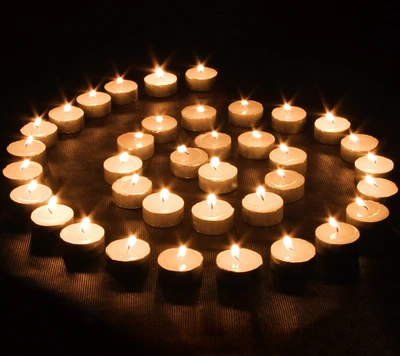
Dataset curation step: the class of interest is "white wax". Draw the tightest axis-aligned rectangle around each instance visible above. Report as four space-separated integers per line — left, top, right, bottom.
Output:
170 147 208 179
7 138 47 166
194 131 232 160
315 221 360 256
158 247 203 272
48 105 84 134
20 120 58 148
314 116 351 145
264 169 305 203
216 248 263 273
2 160 43 188
104 79 138 105
271 105 307 134
228 100 264 127
10 183 52 212
103 154 143 184
144 72 177 97
340 134 379 163
191 199 234 235
141 115 178 143
142 192 184 227
31 203 74 232
181 105 217 131
269 146 307 175
354 155 394 181
345 200 389 229
198 161 238 194
356 177 398 202
242 191 284 226
237 131 275 160
117 132 155 160
112 175 153 209
185 66 218 91
76 91 112 118
106 238 150 263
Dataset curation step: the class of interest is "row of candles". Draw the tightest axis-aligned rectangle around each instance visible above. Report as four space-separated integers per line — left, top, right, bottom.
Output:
2 62 398 284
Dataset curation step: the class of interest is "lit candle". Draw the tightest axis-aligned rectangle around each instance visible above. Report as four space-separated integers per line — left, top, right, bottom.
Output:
237 130 276 160
194 130 232 160
264 168 305 203
112 173 153 209
356 175 398 203
144 67 177 97
340 133 379 163
9 179 52 213
76 89 112 118
198 157 238 194
141 115 178 143
241 186 284 226
228 99 264 127
314 112 351 145
59 216 105 259
271 103 307 134
142 188 184 227
181 104 217 131
117 131 155 160
191 193 235 235
185 63 218 91
47 103 85 134
7 135 47 166
315 217 360 257
169 145 208 179
270 235 316 274
104 76 138 105
103 151 143 185
345 197 389 229
354 152 394 182
269 143 307 175
2 159 43 188
20 116 58 148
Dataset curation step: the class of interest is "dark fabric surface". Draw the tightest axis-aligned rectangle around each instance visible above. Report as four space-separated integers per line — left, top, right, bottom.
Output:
1 3 400 356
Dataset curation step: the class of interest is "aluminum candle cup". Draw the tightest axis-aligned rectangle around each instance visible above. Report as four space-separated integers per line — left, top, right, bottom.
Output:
269 144 307 175
345 198 389 230
313 113 351 145
144 68 177 97
181 104 217 131
2 160 43 188
340 134 379 163
228 99 264 128
185 64 218 91
198 158 238 194
117 132 155 160
112 174 153 209
264 169 305 203
103 152 143 185
7 137 47 166
237 130 275 160
104 77 138 105
48 104 84 134
170 146 208 179
194 131 232 160
271 104 307 134
10 180 52 214
141 115 178 143
20 117 58 148
354 153 394 182
76 90 112 118
356 176 398 203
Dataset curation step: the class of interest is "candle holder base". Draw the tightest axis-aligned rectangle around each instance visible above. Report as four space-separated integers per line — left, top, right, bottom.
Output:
106 258 149 292
216 267 261 288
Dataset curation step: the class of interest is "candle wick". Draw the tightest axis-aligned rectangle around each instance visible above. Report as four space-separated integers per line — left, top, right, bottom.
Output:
47 207 53 214
260 195 265 202
210 202 214 210
24 142 30 148
335 226 340 234
184 150 190 155
81 227 85 233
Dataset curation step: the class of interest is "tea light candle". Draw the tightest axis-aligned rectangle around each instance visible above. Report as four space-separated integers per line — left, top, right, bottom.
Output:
59 217 105 259
141 115 178 143
76 89 112 118
314 113 351 145
144 67 177 97
185 64 218 91
20 117 58 148
170 145 208 179
2 159 43 188
181 104 217 132
198 157 238 194
269 144 307 175
104 77 138 105
315 217 360 257
345 197 389 229
191 194 235 235
48 103 85 134
103 152 143 185
264 169 305 203
194 130 232 160
157 245 203 284
354 152 394 182
7 136 47 166
117 132 155 160
142 188 184 227
270 235 316 274
112 173 153 209
340 133 379 163
237 130 275 160
228 99 264 128
242 186 284 226
10 179 52 213
356 175 398 202
271 104 307 134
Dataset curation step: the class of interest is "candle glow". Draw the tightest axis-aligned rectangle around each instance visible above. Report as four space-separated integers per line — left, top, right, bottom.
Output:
116 77 123 85
207 193 217 210
252 130 262 139
326 112 335 123
231 244 240 269
283 235 294 251
80 217 90 233
280 143 289 154
119 152 129 163
177 245 187 270
156 115 163 123
47 195 57 214
127 235 137 249
350 134 359 143
155 67 164 78
160 188 169 203
197 105 205 113
20 159 30 170
356 197 369 213
197 64 204 73
367 152 377 164
277 168 286 179
25 135 34 147
210 156 220 170
33 117 42 128
64 103 72 113
211 130 218 139
27 179 37 193
328 217 340 239
177 145 189 155
89 90 96 98
256 186 266 202
365 174 378 187
131 173 140 185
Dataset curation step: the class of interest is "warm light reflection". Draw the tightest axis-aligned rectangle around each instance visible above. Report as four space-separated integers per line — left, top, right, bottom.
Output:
197 105 205 113
367 152 377 164
211 131 218 139
33 117 42 128
252 130 262 139
134 132 144 139
210 156 220 170
116 77 123 85
177 145 189 154
326 112 335 123
241 100 249 107
156 115 163 123
256 186 266 201
207 193 217 209
20 159 30 170
197 64 204 73
350 134 359 143
27 179 37 193
280 143 289 154
366 174 378 187
131 173 140 185
64 104 72 113
177 245 187 260
47 196 57 214
25 135 34 147
283 103 291 111
231 244 240 260
356 197 369 211
89 90 96 98
277 168 286 178
155 67 164 78
283 235 294 251
127 235 137 249
160 188 169 203
119 152 129 163
80 217 90 233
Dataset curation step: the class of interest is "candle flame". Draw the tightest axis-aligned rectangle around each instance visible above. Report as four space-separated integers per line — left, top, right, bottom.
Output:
350 134 359 143
196 105 205 113
277 168 286 178
89 90 96 98
131 173 140 185
325 112 335 123
177 145 189 154
197 64 204 73
155 67 164 78
25 135 34 147
283 103 292 111
367 152 377 164
210 156 220 170
256 186 266 201
356 197 369 210
119 152 129 163
241 100 249 107
64 103 72 113
283 235 294 251
252 130 262 139
33 117 42 128
329 217 340 231
280 143 289 153
127 235 137 249
20 159 30 170
211 130 218 139
177 245 187 260
160 188 169 203
365 174 378 187
80 217 90 233
47 195 57 214
156 115 163 123
27 179 37 193
207 193 217 209
134 132 144 139
116 77 123 84
231 244 240 260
